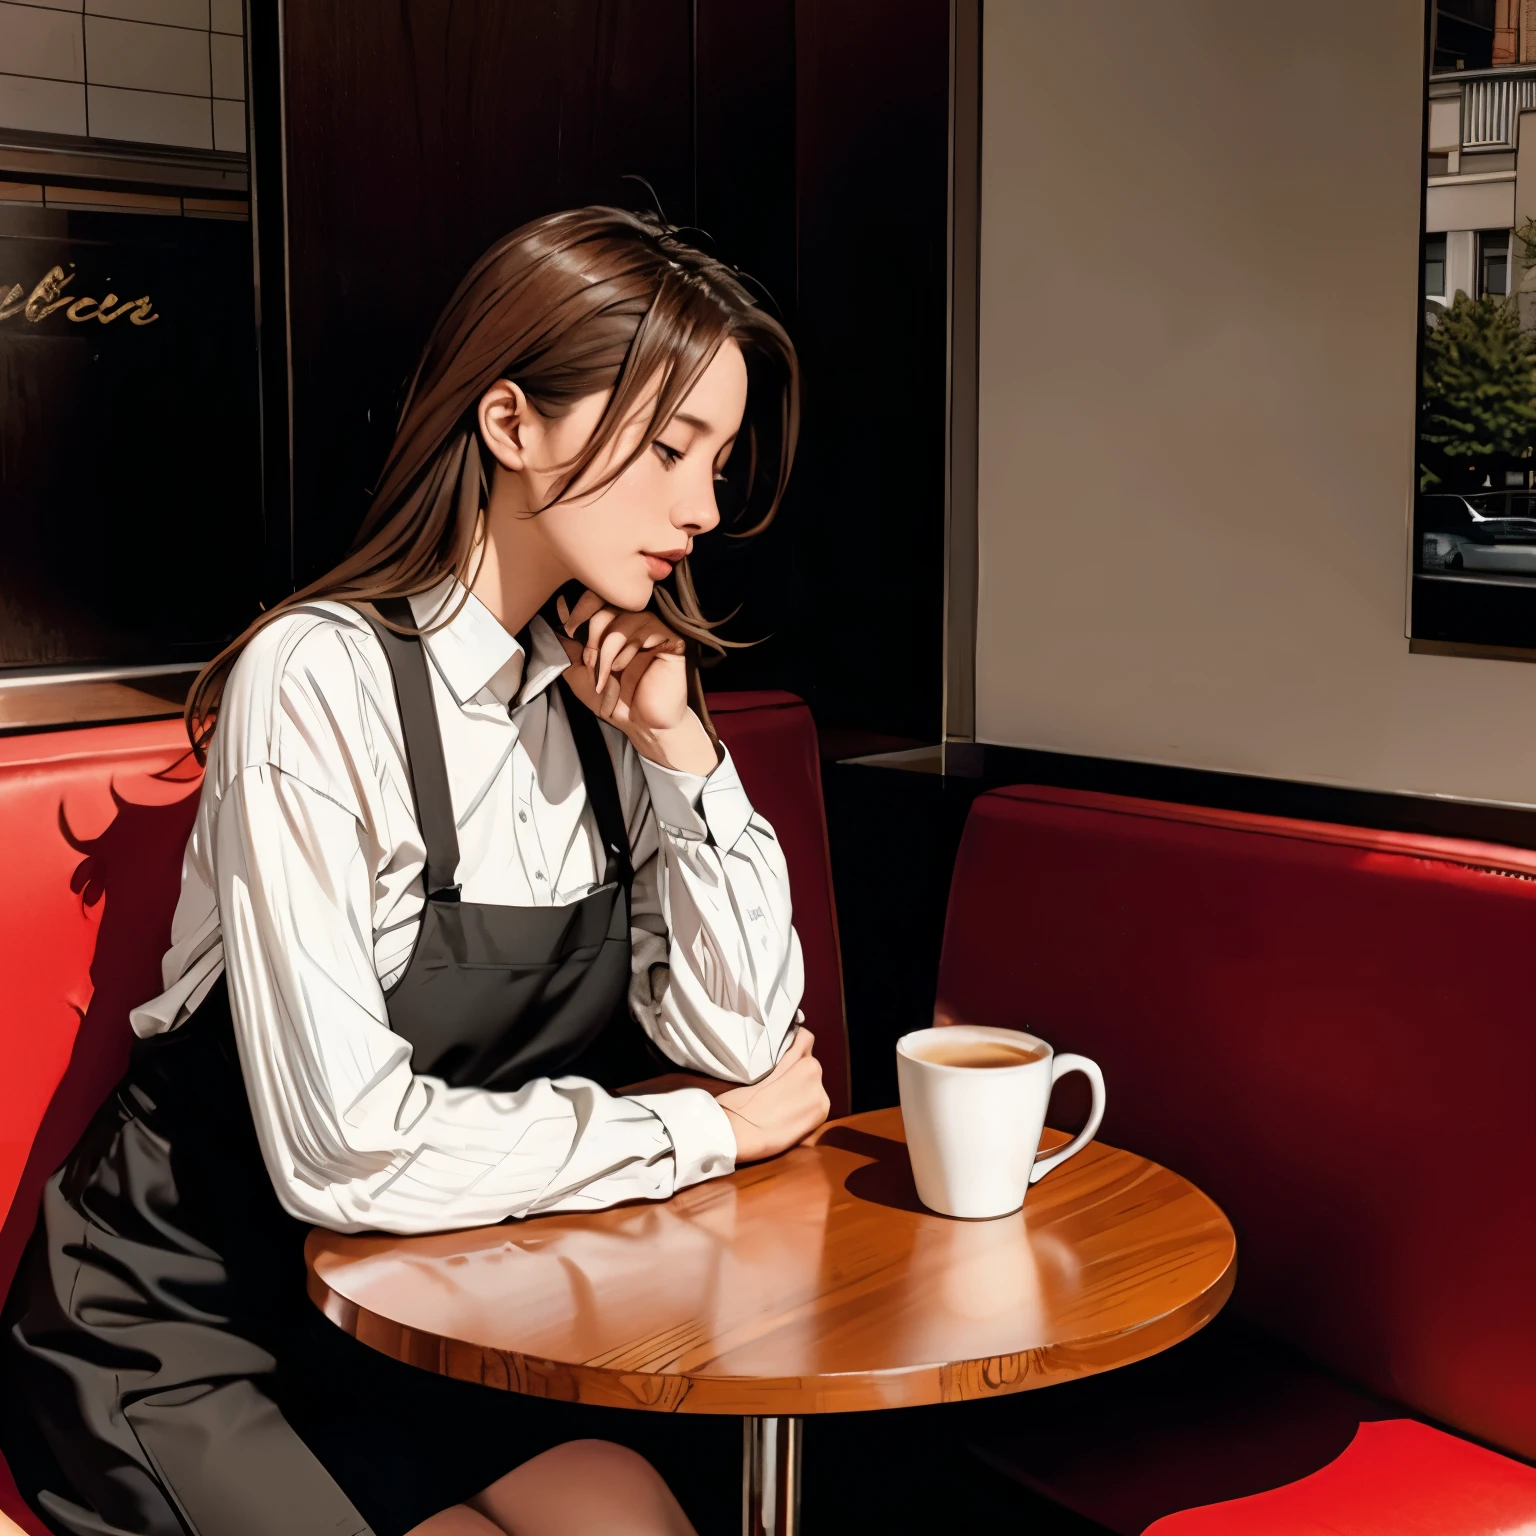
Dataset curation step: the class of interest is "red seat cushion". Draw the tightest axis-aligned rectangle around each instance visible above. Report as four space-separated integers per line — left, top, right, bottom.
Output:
0 695 845 1531
971 1315 1405 1533
1146 1420 1536 1535
936 785 1536 1462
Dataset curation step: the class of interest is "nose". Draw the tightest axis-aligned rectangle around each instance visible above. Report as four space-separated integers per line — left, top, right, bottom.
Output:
673 474 721 537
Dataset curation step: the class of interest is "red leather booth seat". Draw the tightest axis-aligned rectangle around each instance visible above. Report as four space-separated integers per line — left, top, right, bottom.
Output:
0 693 844 1535
704 692 849 1119
936 785 1536 1534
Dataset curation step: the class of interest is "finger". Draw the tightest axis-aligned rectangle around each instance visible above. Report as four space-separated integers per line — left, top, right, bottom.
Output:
583 611 619 678
638 628 687 655
596 624 638 692
617 648 659 708
564 588 606 637
556 594 570 628
556 632 593 688
607 639 644 684
597 670 622 720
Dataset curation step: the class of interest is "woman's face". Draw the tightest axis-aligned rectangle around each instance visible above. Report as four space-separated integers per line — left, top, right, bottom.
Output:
480 339 748 613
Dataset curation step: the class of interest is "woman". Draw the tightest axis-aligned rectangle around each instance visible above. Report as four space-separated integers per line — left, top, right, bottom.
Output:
2 208 829 1536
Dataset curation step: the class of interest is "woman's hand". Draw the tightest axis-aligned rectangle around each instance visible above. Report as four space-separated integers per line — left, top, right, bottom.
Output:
555 589 717 774
715 1028 831 1164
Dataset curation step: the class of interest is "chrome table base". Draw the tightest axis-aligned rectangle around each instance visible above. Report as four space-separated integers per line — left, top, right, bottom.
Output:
743 1415 803 1536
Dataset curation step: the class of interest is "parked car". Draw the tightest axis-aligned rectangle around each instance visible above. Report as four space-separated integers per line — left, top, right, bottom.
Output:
1418 491 1536 575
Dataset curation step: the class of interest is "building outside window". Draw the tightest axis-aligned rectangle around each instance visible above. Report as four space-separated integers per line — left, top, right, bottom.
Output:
1426 231 1449 298
1479 228 1511 294
1433 0 1497 72
1415 1 1536 650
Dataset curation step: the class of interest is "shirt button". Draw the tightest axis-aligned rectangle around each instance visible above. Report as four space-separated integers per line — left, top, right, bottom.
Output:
534 871 546 882
518 810 527 823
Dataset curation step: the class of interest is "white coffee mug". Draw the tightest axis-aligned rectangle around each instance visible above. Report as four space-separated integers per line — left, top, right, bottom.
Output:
896 1025 1106 1219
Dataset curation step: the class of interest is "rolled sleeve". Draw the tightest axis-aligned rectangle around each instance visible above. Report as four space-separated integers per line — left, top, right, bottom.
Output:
626 1087 738 1189
639 745 755 852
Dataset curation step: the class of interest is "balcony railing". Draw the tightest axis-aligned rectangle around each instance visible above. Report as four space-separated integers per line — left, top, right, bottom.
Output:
1440 65 1536 149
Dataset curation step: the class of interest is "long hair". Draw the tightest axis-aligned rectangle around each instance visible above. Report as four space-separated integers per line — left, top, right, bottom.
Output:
186 206 799 757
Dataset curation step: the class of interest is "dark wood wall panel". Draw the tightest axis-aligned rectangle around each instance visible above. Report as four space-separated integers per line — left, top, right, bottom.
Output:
271 0 950 743
685 0 801 698
793 0 950 743
281 0 694 583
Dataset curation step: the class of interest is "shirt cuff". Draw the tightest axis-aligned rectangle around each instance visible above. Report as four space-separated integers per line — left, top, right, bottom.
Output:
627 1087 737 1190
640 744 756 852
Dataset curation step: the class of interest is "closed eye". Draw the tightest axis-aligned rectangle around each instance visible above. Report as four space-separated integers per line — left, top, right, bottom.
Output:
653 441 684 469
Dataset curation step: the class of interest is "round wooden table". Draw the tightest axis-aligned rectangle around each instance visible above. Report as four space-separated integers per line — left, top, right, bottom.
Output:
306 1107 1235 1535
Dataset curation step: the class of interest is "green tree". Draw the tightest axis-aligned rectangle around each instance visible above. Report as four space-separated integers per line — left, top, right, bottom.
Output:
1420 292 1536 490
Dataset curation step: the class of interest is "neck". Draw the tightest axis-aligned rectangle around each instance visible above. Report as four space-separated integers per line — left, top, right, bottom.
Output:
468 492 570 637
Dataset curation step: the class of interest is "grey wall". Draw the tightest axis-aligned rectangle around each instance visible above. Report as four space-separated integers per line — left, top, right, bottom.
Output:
975 0 1536 809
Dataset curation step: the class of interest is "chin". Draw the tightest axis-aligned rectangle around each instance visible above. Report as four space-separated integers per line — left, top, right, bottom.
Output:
605 577 655 611
573 564 655 613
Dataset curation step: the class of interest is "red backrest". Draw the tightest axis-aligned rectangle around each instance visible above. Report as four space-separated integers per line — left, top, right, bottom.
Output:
935 784 1536 1462
707 691 850 1117
0 720 202 1534
0 721 203 1311
0 692 848 1289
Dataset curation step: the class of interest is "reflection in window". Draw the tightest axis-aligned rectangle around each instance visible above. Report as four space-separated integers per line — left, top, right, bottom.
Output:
1433 0 1496 72
1479 230 1510 296
1414 2 1536 649
0 5 260 679
0 200 261 670
1426 232 1448 298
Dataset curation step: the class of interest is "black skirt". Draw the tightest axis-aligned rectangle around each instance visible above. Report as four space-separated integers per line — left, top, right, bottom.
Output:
0 990 732 1536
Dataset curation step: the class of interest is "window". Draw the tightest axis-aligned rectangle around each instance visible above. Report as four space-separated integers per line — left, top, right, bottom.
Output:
1415 6 1536 650
1479 230 1510 297
0 195 262 671
1425 232 1448 298
0 2 262 685
1433 0 1496 72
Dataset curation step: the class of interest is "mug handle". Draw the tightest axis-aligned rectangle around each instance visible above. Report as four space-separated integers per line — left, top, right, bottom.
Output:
1029 1054 1107 1185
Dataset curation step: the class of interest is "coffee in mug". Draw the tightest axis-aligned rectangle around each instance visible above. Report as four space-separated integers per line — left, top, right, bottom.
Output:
909 1036 1048 1070
896 1024 1106 1219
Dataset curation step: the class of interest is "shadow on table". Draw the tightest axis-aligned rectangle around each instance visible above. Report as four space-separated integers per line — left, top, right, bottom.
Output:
813 1126 927 1215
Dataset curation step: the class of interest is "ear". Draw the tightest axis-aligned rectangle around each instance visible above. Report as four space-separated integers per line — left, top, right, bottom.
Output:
478 378 534 473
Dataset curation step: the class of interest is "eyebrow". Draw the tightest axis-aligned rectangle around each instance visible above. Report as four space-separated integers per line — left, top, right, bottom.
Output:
671 412 713 434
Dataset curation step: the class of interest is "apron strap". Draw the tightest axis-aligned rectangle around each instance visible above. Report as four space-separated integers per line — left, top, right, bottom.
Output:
362 597 463 901
556 677 634 889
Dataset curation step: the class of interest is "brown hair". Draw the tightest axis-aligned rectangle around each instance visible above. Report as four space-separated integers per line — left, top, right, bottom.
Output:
185 205 799 757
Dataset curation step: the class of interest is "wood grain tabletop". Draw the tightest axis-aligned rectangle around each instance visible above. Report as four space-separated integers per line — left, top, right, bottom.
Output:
306 1106 1236 1415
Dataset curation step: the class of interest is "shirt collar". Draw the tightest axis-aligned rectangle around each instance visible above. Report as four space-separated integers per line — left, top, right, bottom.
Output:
407 578 571 710
520 614 575 706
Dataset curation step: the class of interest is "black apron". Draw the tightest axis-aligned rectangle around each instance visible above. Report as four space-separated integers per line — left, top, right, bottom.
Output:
0 599 691 1536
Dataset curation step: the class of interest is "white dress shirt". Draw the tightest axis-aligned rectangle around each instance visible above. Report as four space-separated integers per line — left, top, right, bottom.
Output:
130 580 805 1235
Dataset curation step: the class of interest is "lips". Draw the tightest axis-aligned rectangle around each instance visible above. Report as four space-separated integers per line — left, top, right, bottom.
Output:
642 548 688 581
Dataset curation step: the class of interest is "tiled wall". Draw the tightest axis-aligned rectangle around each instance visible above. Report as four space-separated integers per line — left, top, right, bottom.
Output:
0 176 246 213
0 0 245 154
